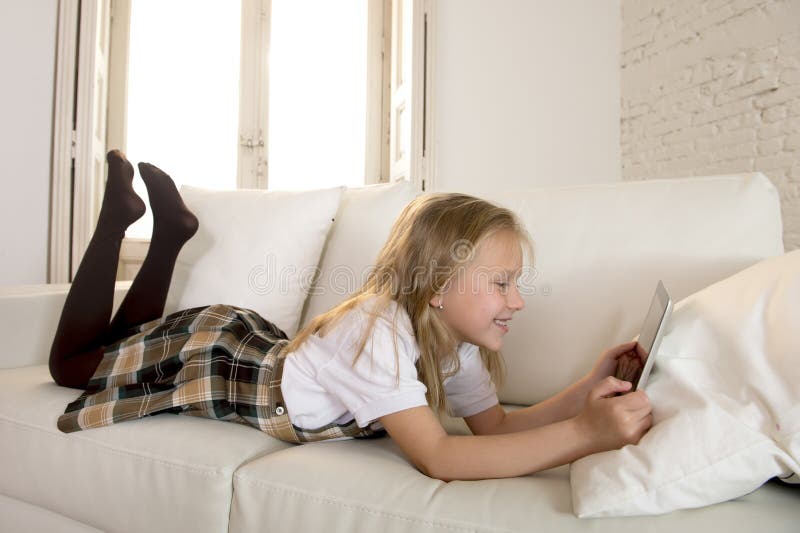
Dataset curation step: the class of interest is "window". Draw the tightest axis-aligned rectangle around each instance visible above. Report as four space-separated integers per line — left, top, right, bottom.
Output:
108 0 391 273
51 0 432 282
116 0 378 239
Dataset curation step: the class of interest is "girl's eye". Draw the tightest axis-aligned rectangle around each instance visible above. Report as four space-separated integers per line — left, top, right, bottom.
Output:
495 282 508 290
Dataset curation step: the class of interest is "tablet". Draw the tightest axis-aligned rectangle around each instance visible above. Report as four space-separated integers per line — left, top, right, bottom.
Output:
615 280 673 391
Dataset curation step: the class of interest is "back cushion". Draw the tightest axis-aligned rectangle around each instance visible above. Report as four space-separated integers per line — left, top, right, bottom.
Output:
165 185 344 338
485 173 784 405
298 180 418 329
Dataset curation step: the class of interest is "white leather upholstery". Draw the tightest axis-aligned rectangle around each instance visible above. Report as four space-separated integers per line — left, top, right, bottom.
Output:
0 365 290 533
0 174 795 532
299 179 419 329
229 430 800 532
0 493 103 533
0 282 130 369
485 173 784 404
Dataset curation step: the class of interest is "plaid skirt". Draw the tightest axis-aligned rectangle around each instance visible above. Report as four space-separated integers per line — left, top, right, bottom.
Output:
57 304 385 443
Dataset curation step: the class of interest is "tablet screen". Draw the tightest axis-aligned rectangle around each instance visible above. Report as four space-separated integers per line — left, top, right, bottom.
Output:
634 281 671 389
615 281 672 391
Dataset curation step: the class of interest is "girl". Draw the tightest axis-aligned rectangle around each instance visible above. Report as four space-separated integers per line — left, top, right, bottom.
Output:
51 150 652 481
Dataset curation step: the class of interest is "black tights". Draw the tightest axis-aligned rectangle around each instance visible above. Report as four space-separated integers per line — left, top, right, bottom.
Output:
48 150 198 389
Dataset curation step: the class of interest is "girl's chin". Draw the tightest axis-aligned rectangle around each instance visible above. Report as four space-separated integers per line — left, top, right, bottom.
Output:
482 337 504 352
461 331 505 351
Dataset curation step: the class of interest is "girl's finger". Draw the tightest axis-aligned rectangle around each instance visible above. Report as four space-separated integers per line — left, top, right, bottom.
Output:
637 413 654 433
622 391 652 412
611 341 638 359
592 376 632 399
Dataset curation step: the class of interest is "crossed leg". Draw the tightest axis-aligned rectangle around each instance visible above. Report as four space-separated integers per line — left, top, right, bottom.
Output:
49 151 198 389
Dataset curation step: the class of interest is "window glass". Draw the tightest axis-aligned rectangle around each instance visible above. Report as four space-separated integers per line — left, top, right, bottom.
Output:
267 0 367 191
125 0 241 238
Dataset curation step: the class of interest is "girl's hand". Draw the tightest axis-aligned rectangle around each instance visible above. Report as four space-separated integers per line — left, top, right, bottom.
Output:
573 376 653 453
585 340 639 389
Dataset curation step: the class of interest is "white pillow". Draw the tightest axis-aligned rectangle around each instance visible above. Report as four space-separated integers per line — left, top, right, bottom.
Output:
164 185 344 337
570 250 800 517
298 180 418 329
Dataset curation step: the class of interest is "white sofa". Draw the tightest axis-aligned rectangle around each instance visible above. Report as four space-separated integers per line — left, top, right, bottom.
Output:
1 174 798 532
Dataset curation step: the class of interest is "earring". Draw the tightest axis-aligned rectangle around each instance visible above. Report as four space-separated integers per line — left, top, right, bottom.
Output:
437 302 444 310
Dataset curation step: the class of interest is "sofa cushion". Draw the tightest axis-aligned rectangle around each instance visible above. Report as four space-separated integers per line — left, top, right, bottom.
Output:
298 179 418 329
0 365 292 533
228 428 800 533
0 493 102 533
0 282 130 369
485 173 784 405
165 185 345 338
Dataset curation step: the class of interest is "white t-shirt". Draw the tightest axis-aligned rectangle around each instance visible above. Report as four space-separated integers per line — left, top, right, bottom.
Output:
281 296 499 431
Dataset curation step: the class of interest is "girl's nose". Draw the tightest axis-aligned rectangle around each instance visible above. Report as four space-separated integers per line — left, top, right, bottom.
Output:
508 283 525 311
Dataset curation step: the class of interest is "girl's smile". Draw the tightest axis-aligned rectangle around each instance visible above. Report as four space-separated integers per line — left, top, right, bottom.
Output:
493 319 510 333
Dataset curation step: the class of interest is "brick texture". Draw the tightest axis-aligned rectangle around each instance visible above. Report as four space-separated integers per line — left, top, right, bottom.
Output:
622 0 800 250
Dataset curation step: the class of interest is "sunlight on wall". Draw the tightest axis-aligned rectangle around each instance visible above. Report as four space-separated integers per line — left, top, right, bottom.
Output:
125 0 241 239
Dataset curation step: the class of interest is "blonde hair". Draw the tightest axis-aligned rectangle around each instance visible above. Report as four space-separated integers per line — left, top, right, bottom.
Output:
284 193 533 414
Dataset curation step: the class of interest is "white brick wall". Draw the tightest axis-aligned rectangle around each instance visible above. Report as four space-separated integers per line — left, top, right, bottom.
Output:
621 0 800 250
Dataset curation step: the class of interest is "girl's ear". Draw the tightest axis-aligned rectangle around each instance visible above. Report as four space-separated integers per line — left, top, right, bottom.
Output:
429 279 452 308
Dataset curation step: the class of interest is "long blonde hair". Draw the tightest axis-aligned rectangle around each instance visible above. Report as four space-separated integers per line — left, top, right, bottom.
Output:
284 193 533 414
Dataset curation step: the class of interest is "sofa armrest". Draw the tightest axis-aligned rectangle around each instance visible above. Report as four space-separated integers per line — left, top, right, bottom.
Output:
0 281 131 370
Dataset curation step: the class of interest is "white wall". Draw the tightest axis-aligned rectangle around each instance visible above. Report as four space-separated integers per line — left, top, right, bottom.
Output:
432 0 622 196
621 0 800 251
0 1 58 285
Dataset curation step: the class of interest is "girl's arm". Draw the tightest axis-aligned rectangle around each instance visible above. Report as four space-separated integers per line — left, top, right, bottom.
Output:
380 375 652 481
466 341 639 436
463 376 592 435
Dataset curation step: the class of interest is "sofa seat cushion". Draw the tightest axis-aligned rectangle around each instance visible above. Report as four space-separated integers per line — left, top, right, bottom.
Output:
229 430 800 533
0 493 102 533
0 365 293 533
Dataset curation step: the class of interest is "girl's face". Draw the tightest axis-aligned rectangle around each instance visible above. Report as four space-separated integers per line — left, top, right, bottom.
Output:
432 230 525 351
